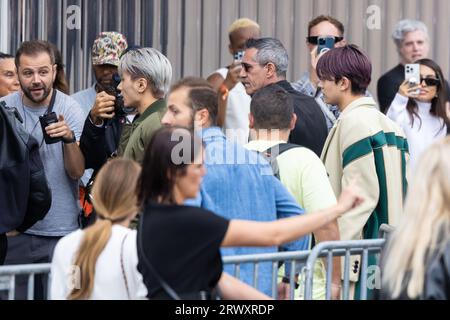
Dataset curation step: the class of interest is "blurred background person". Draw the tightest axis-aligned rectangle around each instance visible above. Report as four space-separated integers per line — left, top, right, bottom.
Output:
207 18 260 145
51 159 147 300
0 52 20 98
387 58 449 170
381 136 450 300
49 43 70 95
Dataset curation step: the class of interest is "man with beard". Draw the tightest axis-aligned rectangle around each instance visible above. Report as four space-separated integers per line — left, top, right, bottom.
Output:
0 40 85 299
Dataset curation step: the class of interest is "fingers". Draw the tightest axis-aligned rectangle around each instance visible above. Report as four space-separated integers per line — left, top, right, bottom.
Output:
45 117 70 138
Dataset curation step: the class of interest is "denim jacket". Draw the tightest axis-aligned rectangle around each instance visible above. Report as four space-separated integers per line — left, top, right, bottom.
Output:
187 127 309 296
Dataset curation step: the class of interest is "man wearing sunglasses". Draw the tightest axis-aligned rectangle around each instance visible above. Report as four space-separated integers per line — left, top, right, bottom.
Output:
240 37 328 157
291 15 347 131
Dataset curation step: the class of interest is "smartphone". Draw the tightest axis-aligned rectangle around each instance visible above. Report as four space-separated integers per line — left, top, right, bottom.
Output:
234 51 244 62
39 112 62 144
405 64 420 95
317 36 335 55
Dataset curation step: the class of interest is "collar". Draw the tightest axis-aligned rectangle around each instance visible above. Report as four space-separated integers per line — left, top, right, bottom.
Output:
197 126 225 141
138 99 166 121
275 80 295 92
341 97 377 116
245 140 287 152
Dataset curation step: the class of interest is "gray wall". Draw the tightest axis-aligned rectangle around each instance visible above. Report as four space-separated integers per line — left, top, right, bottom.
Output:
2 0 450 98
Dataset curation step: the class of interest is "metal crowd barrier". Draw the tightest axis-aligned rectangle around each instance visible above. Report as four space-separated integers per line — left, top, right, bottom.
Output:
0 264 51 300
303 239 386 300
223 250 310 300
378 224 395 239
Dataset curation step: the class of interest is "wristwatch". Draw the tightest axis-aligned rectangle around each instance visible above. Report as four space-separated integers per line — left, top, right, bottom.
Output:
62 130 76 144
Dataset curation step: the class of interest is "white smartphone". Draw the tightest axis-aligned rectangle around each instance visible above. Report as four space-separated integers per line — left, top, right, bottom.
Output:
405 64 421 95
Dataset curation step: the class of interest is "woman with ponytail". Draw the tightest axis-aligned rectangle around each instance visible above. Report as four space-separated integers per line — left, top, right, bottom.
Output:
50 159 147 300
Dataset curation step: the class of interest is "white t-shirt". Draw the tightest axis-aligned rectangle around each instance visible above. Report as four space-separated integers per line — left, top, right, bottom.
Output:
215 68 251 145
50 225 147 300
387 93 448 170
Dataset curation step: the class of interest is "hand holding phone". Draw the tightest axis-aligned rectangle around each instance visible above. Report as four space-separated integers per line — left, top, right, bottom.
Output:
39 112 62 144
317 36 335 55
405 64 421 95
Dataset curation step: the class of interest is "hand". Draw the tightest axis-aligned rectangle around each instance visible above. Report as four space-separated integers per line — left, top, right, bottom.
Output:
446 102 450 120
398 80 420 99
331 283 341 300
336 179 364 215
277 282 290 300
309 46 328 87
45 115 74 141
89 91 116 125
6 230 20 237
223 61 243 91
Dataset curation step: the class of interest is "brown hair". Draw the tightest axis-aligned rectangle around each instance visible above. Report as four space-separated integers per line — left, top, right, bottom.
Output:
49 43 70 94
308 15 345 36
15 40 55 68
68 159 141 300
169 77 219 126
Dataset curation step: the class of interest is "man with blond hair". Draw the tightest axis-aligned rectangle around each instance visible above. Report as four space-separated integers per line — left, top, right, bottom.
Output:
207 18 260 145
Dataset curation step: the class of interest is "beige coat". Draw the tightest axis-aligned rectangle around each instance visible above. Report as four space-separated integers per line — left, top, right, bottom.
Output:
321 97 409 281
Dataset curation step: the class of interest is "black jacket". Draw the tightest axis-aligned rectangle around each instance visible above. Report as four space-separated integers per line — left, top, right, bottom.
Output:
0 102 51 234
276 80 328 157
79 114 125 172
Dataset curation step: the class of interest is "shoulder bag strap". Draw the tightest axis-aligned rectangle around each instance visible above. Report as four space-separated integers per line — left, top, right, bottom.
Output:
138 211 181 300
120 233 131 299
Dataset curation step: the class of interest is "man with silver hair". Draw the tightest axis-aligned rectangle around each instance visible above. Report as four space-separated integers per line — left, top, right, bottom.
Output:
377 19 431 113
118 47 172 162
240 37 327 156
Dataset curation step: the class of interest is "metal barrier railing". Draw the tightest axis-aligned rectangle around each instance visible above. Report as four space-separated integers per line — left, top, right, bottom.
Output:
0 264 51 300
303 239 386 300
222 250 310 300
378 224 395 239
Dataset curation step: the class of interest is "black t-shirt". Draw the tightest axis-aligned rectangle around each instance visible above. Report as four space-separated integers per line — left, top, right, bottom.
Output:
276 80 328 157
137 202 230 299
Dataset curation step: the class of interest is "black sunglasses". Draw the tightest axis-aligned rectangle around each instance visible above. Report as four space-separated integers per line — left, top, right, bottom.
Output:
420 77 440 87
306 36 344 45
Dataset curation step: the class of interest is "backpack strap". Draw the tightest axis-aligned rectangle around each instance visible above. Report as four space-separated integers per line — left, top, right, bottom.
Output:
260 143 301 179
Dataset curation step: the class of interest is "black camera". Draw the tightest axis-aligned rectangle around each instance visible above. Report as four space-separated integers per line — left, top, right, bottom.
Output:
39 112 62 144
103 73 125 116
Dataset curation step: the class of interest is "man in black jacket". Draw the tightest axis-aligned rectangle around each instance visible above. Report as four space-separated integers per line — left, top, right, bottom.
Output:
240 38 328 156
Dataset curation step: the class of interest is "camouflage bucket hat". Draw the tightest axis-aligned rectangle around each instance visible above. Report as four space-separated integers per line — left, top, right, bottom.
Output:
92 31 128 67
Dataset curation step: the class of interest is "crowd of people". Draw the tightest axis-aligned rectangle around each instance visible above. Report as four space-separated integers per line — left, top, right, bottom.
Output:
0 15 449 301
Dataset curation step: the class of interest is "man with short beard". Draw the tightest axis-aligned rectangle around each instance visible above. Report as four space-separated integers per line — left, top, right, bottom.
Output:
0 40 85 300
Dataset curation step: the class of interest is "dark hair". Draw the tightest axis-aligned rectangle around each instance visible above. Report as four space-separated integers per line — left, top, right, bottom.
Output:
15 40 56 68
316 44 372 95
49 43 70 94
308 15 345 36
0 52 14 60
170 77 219 126
250 84 294 130
137 126 203 206
406 58 449 131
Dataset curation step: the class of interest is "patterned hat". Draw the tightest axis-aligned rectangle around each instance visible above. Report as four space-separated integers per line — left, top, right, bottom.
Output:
91 32 128 66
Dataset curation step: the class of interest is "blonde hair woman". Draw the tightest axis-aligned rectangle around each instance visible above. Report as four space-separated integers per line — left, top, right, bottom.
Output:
381 136 450 299
50 159 147 300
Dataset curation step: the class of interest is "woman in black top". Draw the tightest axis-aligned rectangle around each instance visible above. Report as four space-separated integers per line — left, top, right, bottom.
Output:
137 126 363 300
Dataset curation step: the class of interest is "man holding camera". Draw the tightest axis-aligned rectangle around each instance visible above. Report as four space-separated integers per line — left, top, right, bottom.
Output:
73 32 129 174
0 40 85 299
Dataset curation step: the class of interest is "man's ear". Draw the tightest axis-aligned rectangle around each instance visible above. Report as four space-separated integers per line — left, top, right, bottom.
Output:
194 108 210 127
52 64 57 82
249 113 255 129
340 77 351 92
136 78 148 94
289 113 297 131
228 43 234 56
266 62 277 78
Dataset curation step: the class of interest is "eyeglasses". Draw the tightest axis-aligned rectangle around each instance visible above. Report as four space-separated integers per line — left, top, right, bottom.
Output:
420 77 440 87
306 36 344 45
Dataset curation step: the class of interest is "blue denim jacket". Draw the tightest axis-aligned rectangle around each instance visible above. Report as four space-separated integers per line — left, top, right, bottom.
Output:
187 127 309 296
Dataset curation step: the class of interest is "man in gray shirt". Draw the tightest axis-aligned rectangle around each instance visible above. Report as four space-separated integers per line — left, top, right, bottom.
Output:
0 40 85 299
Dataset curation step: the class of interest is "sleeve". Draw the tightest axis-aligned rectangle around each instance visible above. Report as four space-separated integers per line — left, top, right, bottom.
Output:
49 241 69 300
298 151 337 212
337 119 380 242
386 93 409 123
79 114 108 171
